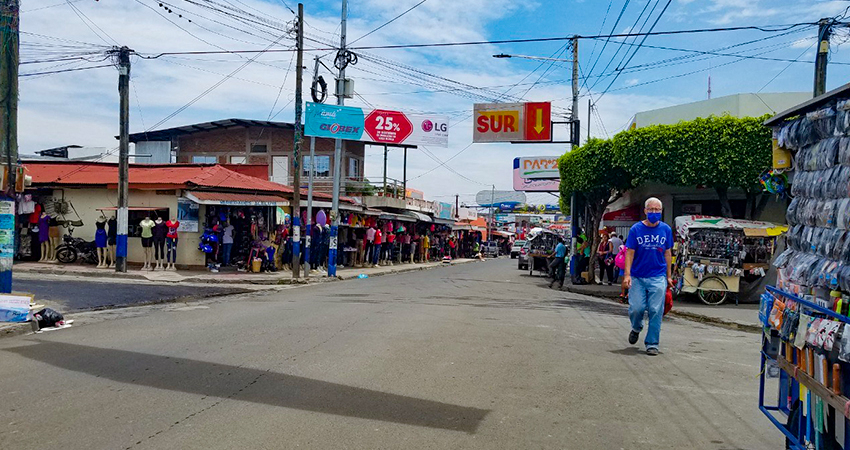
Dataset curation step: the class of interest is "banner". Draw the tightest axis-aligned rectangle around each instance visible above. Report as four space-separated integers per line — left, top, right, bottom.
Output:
0 294 31 323
513 158 559 192
177 198 199 232
305 102 449 147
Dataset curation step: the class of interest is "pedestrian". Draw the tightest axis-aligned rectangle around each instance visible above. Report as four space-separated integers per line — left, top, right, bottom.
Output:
548 237 567 289
623 197 673 356
596 233 613 285
608 233 624 283
572 231 589 285
222 221 234 266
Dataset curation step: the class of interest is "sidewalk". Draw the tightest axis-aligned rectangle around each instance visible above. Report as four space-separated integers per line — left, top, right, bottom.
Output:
564 282 760 332
12 258 478 285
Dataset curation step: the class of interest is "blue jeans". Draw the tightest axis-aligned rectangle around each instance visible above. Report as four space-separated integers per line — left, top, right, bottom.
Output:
222 243 233 265
628 276 667 350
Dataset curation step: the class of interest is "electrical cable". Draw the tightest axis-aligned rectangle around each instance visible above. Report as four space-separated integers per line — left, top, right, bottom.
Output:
267 49 296 120
64 0 119 46
20 64 113 77
349 0 429 46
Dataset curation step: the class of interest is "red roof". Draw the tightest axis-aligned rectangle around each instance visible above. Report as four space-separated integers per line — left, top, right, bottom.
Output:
24 161 293 194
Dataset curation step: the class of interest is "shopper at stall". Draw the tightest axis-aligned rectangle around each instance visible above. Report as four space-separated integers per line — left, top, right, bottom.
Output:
549 237 568 289
623 197 673 356
372 227 382 267
222 221 234 266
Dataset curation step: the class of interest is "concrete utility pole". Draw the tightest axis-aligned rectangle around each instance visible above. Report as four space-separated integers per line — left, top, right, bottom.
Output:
116 46 131 273
0 0 18 293
328 0 347 277
587 98 591 141
305 55 320 275
291 3 304 278
402 148 407 199
382 145 388 196
569 36 580 265
455 194 459 219
814 18 833 97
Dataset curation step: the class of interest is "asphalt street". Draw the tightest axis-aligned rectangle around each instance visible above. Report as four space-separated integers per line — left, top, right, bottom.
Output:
0 259 780 449
11 277 250 312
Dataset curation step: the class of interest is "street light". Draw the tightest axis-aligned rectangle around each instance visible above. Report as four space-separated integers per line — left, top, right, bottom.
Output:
493 53 573 63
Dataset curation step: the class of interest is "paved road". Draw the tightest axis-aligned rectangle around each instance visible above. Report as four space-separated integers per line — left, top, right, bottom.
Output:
0 259 779 449
11 277 250 312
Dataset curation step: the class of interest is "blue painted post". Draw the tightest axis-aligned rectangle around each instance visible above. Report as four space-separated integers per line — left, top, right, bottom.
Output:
328 224 338 277
292 216 300 276
0 197 14 293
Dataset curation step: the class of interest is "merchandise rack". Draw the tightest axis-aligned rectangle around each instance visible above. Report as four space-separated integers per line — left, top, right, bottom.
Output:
760 285 850 449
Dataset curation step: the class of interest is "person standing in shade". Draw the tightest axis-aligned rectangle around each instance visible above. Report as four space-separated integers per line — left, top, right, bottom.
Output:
623 197 673 356
222 222 234 266
608 233 624 284
548 238 568 289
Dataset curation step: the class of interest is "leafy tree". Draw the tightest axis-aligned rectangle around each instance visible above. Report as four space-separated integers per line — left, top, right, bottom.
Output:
612 115 772 219
560 138 633 279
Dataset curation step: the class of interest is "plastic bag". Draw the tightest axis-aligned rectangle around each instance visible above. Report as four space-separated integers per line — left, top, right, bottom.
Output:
807 318 823 346
768 299 785 330
33 308 64 329
759 292 775 325
838 323 850 362
795 314 812 349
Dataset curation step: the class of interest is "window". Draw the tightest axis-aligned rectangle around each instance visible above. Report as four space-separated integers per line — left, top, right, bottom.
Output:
348 158 360 178
303 155 330 177
128 208 170 237
230 156 246 164
192 155 217 164
250 143 268 153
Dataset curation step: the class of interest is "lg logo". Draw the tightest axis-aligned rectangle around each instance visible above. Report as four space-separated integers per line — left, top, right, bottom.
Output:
421 120 447 133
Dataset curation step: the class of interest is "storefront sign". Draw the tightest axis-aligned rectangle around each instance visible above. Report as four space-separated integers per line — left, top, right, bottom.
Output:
0 294 31 322
177 198 199 232
513 158 560 192
518 156 560 179
473 102 551 143
436 202 454 220
305 102 449 147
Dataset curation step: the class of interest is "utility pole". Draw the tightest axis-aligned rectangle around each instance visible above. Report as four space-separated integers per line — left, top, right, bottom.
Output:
305 55 320 275
488 185 495 243
382 144 387 196
814 18 833 97
455 194 459 219
116 46 131 273
569 36 580 268
587 99 591 141
402 148 407 199
291 3 304 278
328 0 347 277
0 0 18 293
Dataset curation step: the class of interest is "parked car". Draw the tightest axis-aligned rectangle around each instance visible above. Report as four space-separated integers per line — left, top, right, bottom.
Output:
510 240 526 259
482 241 500 258
518 242 530 270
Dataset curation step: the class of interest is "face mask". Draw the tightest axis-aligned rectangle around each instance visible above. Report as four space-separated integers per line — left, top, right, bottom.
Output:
647 212 662 224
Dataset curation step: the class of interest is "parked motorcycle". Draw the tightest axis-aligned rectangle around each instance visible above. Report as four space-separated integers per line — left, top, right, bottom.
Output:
54 227 98 264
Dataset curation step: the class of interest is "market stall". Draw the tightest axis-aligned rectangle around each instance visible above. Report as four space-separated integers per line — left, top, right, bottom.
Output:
525 227 560 277
673 215 786 305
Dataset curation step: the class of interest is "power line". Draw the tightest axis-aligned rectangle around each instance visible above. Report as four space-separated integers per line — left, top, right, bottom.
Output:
65 0 118 46
349 0 429 46
20 64 113 77
581 0 630 94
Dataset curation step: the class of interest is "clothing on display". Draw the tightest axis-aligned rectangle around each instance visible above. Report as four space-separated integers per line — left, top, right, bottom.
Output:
139 218 154 248
95 219 108 248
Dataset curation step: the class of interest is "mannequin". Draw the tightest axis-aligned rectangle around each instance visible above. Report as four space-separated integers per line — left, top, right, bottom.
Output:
152 217 167 270
37 211 49 262
165 217 179 270
107 215 117 268
139 216 155 270
95 216 108 268
47 216 60 262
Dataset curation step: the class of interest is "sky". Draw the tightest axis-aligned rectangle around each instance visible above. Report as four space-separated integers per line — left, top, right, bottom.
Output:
19 0 850 207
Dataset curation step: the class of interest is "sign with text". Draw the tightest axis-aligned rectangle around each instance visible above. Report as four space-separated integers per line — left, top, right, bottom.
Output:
473 102 552 143
513 158 559 192
306 102 448 147
518 156 560 179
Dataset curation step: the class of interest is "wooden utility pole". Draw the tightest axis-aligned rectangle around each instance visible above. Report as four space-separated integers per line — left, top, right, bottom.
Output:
0 0 18 293
814 18 833 97
116 46 131 273
328 0 347 277
291 3 304 278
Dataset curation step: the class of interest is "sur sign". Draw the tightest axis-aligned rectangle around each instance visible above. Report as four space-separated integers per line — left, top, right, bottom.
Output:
518 156 560 179
473 102 551 143
305 102 449 147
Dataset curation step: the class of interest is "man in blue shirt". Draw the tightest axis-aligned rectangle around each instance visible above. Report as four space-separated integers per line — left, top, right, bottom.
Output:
623 197 673 356
548 238 568 289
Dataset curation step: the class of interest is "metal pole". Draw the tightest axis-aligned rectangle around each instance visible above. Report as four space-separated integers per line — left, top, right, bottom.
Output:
382 144 387 196
116 46 131 273
569 36 580 269
0 0 18 293
814 18 832 97
328 0 347 277
290 3 304 278
489 185 494 243
305 136 315 274
587 98 591 141
402 147 407 199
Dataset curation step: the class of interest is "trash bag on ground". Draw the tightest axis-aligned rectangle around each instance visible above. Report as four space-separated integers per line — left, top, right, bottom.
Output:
33 308 64 329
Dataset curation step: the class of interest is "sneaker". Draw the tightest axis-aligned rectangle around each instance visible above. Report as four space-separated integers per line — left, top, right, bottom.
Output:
628 330 639 345
646 348 659 356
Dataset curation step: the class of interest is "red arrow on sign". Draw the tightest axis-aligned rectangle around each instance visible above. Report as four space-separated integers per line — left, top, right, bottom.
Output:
364 109 413 145
524 102 552 141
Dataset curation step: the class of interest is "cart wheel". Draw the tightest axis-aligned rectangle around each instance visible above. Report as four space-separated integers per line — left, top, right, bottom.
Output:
697 276 728 306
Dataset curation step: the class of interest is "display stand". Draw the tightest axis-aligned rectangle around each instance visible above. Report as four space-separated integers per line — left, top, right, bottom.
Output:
759 285 850 449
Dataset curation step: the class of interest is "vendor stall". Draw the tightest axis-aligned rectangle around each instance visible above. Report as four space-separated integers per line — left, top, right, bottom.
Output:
673 215 786 305
526 227 561 277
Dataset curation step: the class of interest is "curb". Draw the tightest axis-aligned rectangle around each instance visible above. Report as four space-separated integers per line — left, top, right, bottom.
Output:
336 259 478 280
564 285 760 333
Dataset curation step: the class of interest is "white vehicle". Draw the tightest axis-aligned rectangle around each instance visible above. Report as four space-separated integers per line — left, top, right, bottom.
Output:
510 240 526 259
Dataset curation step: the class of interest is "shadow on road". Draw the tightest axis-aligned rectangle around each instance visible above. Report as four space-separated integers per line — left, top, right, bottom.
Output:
5 341 489 434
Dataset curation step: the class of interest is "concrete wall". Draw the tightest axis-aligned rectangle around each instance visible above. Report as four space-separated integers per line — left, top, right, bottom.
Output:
633 92 811 128
47 187 207 267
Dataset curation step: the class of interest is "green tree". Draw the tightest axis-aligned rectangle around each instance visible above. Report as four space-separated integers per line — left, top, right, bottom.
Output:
612 115 772 219
560 138 633 279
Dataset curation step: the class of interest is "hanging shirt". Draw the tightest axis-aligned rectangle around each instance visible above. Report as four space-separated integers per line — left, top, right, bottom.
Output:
166 220 180 239
625 221 673 278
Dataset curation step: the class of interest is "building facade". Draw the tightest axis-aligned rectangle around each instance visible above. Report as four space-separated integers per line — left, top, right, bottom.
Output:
129 119 366 195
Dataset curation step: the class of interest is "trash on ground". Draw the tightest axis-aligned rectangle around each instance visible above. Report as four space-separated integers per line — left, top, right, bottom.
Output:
357 274 368 279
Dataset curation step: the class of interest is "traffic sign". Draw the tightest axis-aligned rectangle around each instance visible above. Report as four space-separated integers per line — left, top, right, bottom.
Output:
364 109 413 145
473 102 552 143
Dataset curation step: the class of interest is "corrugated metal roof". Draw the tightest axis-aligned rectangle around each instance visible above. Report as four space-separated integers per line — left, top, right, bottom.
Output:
128 119 294 142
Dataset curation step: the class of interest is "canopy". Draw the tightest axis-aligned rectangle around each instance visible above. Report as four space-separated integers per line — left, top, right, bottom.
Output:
402 211 432 222
185 191 290 206
674 215 787 237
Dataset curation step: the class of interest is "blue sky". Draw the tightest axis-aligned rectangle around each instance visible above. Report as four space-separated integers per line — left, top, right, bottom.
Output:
20 0 850 205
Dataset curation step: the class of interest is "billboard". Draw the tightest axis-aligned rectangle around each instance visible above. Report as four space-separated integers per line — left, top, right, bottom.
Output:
518 156 560 179
513 158 559 192
473 102 551 143
305 102 449 147
475 190 526 207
